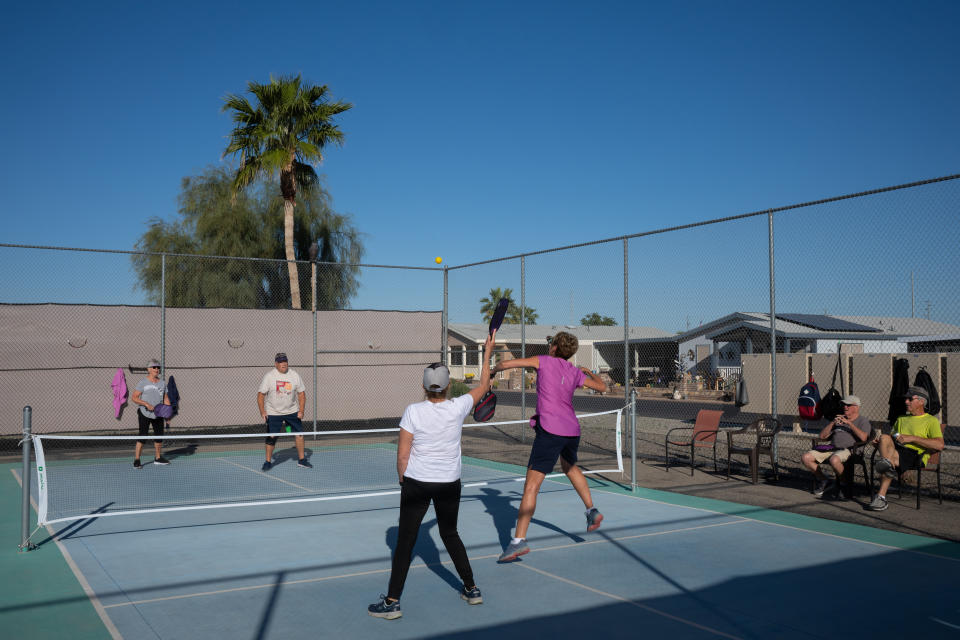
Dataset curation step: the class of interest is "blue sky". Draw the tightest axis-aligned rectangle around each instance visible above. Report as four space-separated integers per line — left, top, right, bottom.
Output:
2 1 959 328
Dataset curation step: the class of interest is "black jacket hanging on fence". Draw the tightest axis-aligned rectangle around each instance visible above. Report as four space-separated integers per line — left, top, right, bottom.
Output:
735 377 749 407
913 367 941 415
888 358 910 425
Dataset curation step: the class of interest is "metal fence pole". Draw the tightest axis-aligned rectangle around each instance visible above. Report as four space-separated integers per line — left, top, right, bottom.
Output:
312 252 318 435
623 238 629 403
768 211 780 466
442 266 449 366
19 406 36 552
521 256 527 442
160 253 166 381
630 389 637 493
768 211 777 419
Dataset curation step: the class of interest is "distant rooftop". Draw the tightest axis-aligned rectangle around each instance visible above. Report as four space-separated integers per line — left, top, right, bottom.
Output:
448 323 671 344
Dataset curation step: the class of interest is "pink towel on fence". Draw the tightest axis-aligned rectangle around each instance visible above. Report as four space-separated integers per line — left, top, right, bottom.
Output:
111 368 128 418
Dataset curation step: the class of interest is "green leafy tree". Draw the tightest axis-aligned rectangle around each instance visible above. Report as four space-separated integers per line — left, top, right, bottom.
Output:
581 312 617 326
479 287 538 325
222 74 352 309
132 166 363 309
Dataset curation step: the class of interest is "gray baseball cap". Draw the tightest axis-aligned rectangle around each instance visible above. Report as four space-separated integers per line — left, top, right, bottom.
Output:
423 363 450 391
904 386 929 404
840 395 861 406
147 359 161 368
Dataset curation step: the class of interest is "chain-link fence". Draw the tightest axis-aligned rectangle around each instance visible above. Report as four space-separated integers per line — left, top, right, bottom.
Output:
3 174 959 499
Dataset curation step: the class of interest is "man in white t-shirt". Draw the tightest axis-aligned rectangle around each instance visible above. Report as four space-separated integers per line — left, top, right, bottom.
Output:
257 352 309 471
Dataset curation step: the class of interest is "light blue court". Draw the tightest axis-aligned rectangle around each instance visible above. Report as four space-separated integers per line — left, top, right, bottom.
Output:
6 454 960 640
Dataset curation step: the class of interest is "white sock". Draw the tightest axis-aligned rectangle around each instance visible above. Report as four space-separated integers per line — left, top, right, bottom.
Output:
511 537 524 545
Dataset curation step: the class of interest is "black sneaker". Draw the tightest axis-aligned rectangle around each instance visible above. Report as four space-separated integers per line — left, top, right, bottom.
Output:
298 458 313 469
155 456 171 465
461 585 483 605
133 459 142 469
368 595 402 619
261 460 273 472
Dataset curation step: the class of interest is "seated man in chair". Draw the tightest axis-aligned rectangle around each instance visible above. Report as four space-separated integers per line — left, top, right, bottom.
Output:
801 395 872 499
866 386 944 512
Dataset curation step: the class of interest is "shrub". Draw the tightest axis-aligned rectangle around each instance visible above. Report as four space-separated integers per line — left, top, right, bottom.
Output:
449 379 471 398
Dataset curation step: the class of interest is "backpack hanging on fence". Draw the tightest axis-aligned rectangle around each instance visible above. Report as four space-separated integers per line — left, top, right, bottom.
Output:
798 375 822 420
820 351 846 421
888 358 910 424
913 366 941 415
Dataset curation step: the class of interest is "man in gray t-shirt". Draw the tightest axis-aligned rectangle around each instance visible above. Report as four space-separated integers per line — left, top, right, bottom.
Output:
801 395 873 498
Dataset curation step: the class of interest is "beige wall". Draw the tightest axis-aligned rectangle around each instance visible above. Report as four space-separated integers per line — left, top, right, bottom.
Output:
848 354 892 422
944 354 960 427
738 351 951 427
0 305 441 435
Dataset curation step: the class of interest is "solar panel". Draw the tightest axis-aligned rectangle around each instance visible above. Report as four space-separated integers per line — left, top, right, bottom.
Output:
776 314 882 332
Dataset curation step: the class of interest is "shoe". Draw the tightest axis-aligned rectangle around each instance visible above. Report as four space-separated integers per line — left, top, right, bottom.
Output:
498 540 530 562
297 458 313 469
261 460 273 472
813 479 832 498
133 459 142 469
586 507 604 532
368 595 402 619
874 457 896 479
866 495 888 511
461 585 483 605
154 456 171 465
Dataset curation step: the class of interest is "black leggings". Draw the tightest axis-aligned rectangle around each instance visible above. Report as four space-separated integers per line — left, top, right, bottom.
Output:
387 476 474 600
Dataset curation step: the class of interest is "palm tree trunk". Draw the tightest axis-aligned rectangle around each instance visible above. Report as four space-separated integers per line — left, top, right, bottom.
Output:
283 199 301 309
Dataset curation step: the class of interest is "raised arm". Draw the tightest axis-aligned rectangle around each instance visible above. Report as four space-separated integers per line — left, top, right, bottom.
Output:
468 330 499 405
579 367 608 393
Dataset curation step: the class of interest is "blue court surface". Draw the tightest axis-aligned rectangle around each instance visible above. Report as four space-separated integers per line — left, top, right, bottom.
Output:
8 453 960 640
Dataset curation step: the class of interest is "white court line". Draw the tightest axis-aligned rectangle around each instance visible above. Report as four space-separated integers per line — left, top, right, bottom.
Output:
517 563 744 640
218 456 316 492
101 519 747 609
617 490 960 563
10 468 124 640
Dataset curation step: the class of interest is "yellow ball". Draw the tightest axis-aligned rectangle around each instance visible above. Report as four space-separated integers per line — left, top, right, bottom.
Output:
435 256 442 264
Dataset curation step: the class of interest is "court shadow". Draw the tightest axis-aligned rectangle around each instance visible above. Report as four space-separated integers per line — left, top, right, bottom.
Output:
41 503 115 545
164 443 198 460
271 445 313 467
385 520 463 593
254 569 285 640
475 487 584 550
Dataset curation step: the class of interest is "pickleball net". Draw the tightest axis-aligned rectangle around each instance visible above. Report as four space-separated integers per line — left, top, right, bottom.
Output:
31 407 624 525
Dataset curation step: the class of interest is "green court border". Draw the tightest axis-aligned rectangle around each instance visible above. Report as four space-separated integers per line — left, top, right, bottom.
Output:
2 463 113 639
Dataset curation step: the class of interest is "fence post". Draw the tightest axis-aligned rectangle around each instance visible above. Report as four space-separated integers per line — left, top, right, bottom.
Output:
442 266 449 366
630 388 637 493
520 256 527 441
161 253 166 380
623 238 629 404
19 406 36 552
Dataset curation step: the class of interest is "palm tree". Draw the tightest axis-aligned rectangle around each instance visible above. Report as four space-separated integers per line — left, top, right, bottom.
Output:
479 287 538 324
222 74 352 309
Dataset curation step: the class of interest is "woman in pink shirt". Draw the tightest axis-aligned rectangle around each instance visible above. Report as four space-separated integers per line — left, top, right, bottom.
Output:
491 331 608 562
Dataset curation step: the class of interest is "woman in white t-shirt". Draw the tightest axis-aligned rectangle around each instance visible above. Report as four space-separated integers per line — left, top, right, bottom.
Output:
368 330 496 620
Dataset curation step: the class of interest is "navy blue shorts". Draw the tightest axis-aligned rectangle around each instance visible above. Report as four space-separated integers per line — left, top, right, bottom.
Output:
527 425 580 473
266 414 303 433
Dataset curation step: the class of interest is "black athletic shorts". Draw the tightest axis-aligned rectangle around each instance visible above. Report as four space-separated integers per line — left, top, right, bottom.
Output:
527 425 580 473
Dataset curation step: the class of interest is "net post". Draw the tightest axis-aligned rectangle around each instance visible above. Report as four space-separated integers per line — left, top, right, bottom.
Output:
19 406 37 552
630 389 637 493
